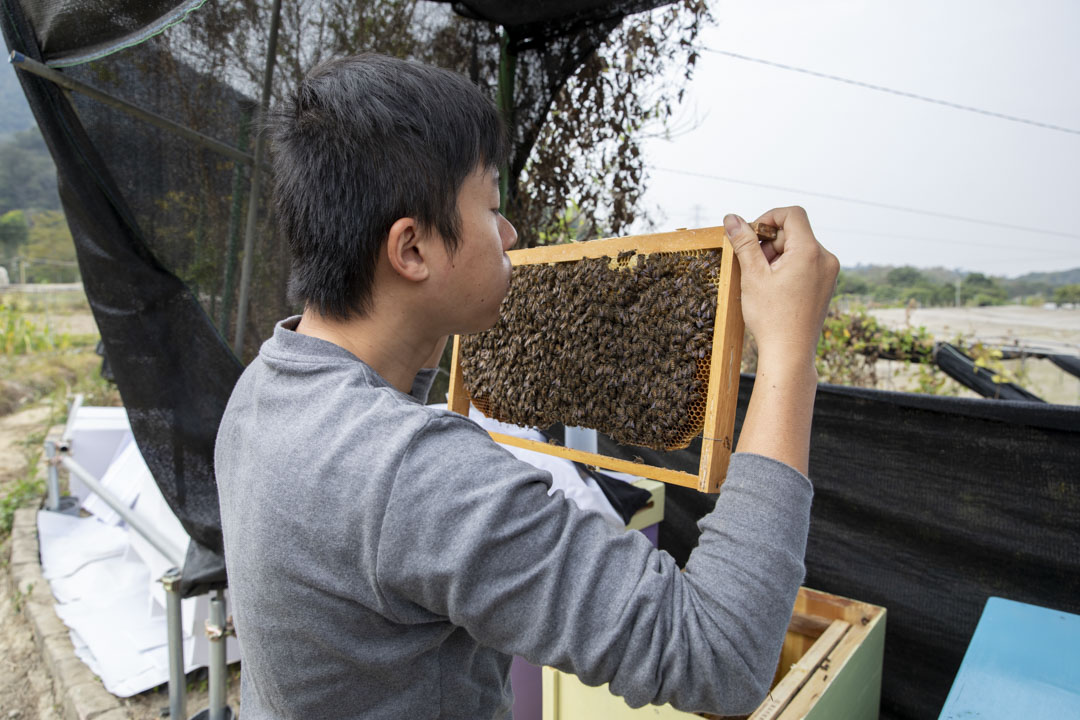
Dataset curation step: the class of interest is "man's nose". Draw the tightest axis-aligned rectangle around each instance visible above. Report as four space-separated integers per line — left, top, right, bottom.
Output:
499 214 518 250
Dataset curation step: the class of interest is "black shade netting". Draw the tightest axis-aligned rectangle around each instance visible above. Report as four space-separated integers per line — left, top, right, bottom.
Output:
935 342 1045 401
1050 353 1080 380
599 376 1080 720
2 0 247 596
24 0 206 68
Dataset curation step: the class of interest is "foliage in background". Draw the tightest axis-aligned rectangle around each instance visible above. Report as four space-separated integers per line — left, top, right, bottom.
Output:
0 209 28 268
1053 284 1080 306
512 0 710 245
0 292 110 415
0 64 35 137
20 210 80 283
838 264 1080 307
815 306 935 387
1 301 69 355
1 440 44 535
966 340 1031 388
0 128 61 216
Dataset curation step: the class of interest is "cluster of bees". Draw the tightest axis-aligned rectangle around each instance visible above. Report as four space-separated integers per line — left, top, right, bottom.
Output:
459 249 723 451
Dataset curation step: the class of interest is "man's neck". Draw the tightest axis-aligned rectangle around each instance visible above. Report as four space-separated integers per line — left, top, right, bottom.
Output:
295 306 434 394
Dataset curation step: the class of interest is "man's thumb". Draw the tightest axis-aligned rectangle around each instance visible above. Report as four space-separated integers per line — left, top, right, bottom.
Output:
724 214 766 274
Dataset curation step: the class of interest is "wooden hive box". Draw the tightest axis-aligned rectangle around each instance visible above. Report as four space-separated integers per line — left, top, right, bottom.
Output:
541 587 887 720
448 226 745 493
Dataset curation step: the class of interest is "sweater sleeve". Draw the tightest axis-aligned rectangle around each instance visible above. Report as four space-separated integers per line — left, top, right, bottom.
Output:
376 415 812 715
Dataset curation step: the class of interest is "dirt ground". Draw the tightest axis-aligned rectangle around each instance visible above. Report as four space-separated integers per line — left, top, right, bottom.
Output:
0 406 63 719
0 564 62 720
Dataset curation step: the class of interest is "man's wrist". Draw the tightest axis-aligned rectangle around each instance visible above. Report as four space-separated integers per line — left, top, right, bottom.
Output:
755 353 819 388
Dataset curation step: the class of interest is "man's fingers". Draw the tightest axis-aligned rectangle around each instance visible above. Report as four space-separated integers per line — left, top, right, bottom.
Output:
723 214 768 275
754 206 813 250
760 239 780 264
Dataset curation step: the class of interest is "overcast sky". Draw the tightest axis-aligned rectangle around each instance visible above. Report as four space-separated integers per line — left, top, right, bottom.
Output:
636 0 1080 277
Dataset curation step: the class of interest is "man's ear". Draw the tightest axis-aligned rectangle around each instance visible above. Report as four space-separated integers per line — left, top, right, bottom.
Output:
385 216 430 283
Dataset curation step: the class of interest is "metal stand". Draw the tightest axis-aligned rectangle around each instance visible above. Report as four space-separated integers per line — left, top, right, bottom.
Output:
162 569 187 720
201 589 235 720
42 398 237 719
43 438 80 516
44 438 60 512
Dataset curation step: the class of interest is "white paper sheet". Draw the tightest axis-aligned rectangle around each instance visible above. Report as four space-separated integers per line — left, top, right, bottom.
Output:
38 408 237 698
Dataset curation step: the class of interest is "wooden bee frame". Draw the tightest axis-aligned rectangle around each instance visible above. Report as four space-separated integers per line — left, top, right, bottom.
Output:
448 226 743 493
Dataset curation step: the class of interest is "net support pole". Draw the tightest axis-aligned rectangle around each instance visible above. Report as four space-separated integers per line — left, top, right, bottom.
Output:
496 27 515 216
207 589 229 719
162 569 187 720
44 439 60 512
59 455 187 565
232 0 283 358
60 393 84 447
8 52 255 167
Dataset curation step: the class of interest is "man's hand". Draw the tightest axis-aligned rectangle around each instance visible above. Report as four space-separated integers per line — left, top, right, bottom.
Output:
723 208 839 475
725 208 838 371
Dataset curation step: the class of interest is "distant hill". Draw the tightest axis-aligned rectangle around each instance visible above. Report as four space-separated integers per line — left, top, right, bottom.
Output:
0 64 35 138
840 263 1079 305
1011 268 1080 287
844 264 1080 290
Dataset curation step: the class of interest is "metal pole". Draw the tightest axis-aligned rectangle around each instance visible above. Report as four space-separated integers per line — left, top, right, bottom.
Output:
496 27 516 216
60 455 186 567
44 439 60 512
207 590 228 720
61 393 84 448
219 104 254 339
232 0 283 358
9 52 255 167
162 569 187 720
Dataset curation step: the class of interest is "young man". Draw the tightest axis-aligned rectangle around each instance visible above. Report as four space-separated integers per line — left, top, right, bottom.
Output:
215 54 839 719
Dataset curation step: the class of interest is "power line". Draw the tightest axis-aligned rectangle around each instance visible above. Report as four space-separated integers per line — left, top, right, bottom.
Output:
650 166 1080 240
700 48 1080 137
818 227 1050 253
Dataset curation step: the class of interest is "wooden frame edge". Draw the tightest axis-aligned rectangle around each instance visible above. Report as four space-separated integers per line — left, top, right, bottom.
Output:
507 226 727 266
697 233 743 492
447 334 470 415
489 432 700 488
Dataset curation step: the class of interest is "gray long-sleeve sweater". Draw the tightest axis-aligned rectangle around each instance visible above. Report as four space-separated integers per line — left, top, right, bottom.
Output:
215 317 813 719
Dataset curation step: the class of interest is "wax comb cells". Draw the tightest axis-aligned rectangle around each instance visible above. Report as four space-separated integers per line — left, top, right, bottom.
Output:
459 249 723 451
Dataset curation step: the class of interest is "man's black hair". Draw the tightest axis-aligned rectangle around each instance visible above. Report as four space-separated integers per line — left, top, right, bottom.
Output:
268 54 509 319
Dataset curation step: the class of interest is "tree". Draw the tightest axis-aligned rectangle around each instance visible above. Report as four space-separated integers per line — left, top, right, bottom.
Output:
885 266 926 288
961 272 1007 306
1053 284 1080 306
834 270 869 296
0 209 28 261
508 1 710 245
177 0 709 246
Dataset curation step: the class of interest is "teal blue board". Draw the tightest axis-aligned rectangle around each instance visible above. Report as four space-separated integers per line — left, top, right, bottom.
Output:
939 597 1080 719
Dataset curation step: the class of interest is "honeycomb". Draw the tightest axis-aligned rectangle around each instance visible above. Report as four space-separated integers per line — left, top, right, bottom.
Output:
459 248 723 451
